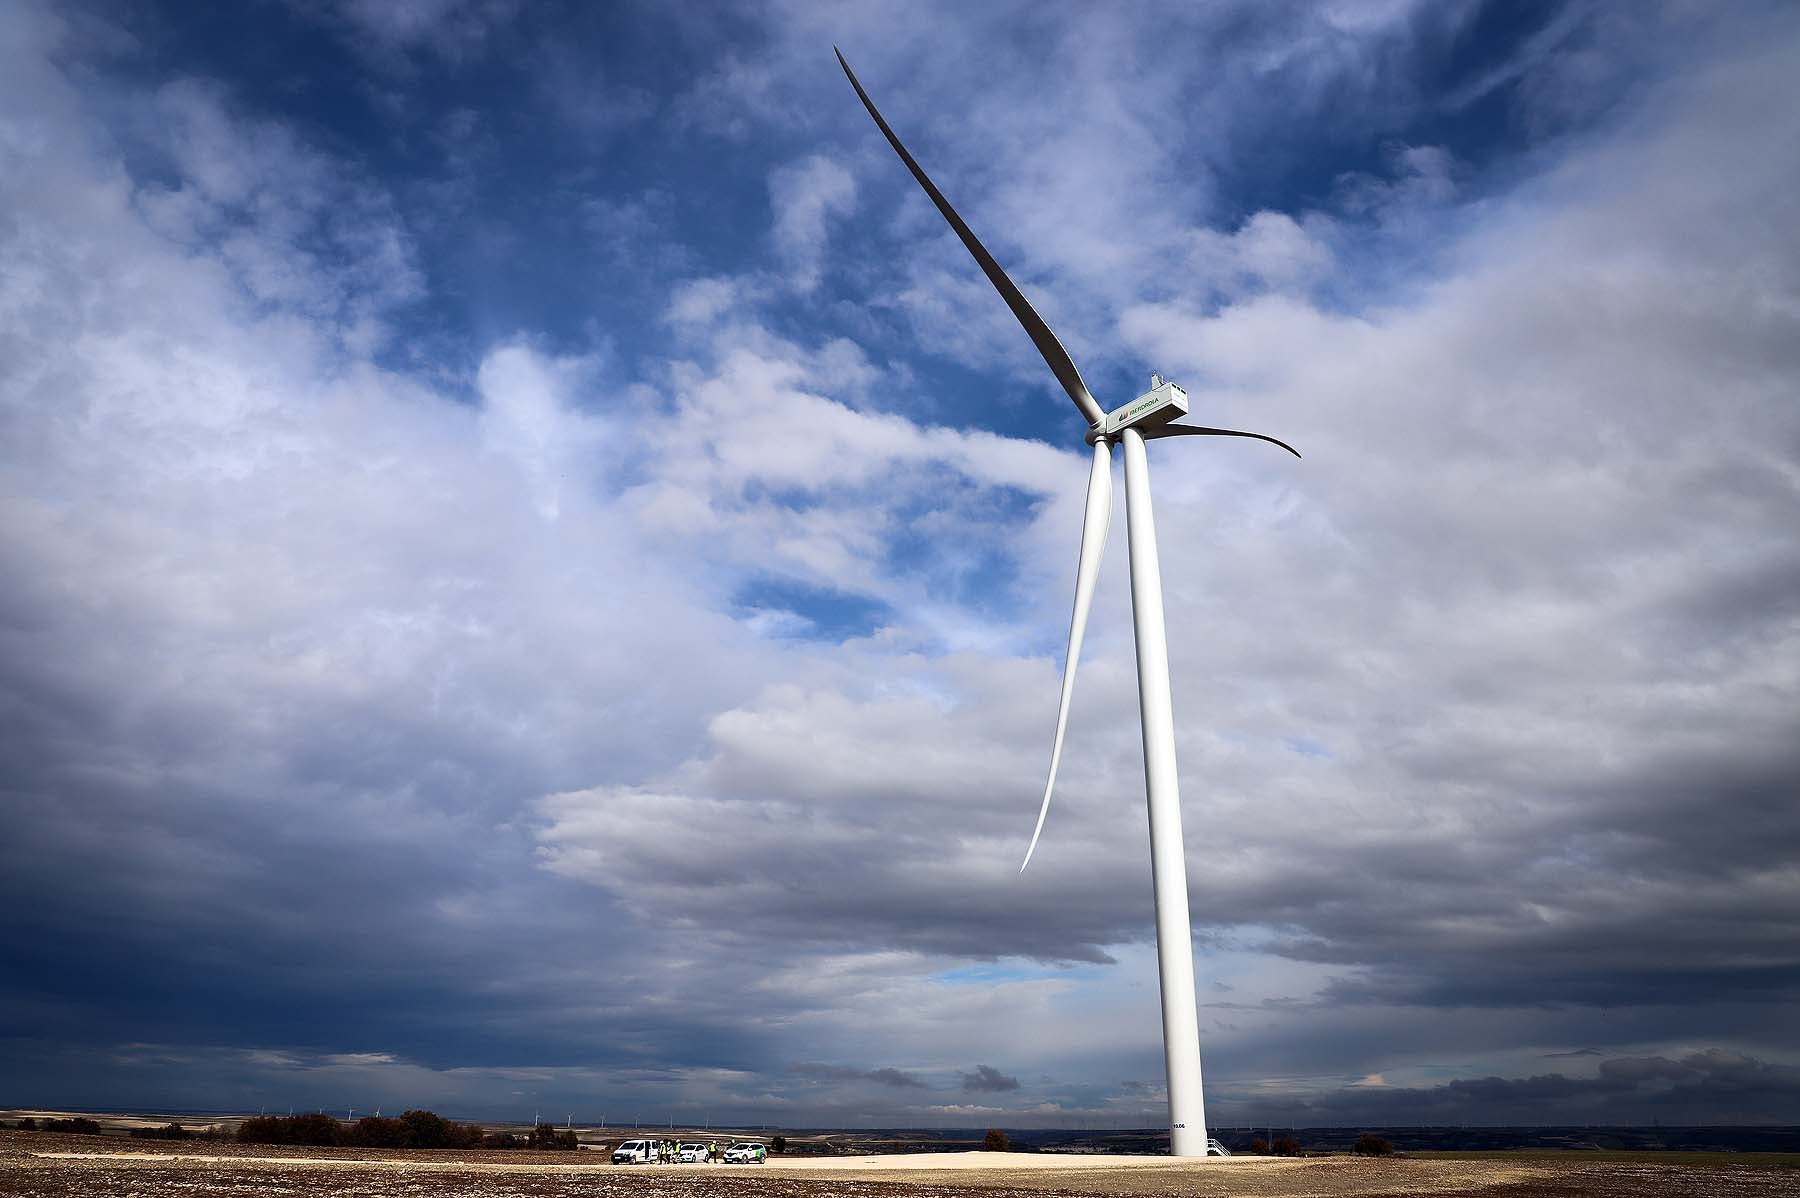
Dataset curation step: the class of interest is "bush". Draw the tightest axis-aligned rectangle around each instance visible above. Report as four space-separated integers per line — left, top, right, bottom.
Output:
1249 1137 1268 1154
44 1118 104 1136
290 1113 343 1146
771 1135 787 1154
14 1118 39 1131
130 1123 193 1140
239 1109 489 1151
528 1124 578 1151
483 1131 524 1149
1353 1133 1395 1156
430 1114 485 1150
983 1128 1009 1152
349 1116 408 1148
236 1116 284 1144
237 1114 342 1146
400 1109 453 1149
1271 1134 1301 1156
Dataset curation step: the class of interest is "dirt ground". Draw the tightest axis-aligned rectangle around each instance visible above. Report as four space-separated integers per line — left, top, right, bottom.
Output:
3 1134 1797 1197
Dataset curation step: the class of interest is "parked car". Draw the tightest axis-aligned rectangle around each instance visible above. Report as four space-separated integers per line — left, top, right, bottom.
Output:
611 1139 656 1164
723 1141 765 1163
678 1142 709 1162
1205 1139 1231 1157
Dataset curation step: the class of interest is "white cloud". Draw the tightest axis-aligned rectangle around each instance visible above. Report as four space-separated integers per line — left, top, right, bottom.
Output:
769 154 857 293
476 343 605 521
1190 210 1335 296
303 0 520 60
667 275 753 329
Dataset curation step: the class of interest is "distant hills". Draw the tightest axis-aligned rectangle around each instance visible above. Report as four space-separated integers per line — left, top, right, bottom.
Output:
774 1125 1800 1155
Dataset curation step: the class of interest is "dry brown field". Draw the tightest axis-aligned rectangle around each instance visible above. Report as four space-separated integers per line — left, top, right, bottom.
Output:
5 1132 1799 1198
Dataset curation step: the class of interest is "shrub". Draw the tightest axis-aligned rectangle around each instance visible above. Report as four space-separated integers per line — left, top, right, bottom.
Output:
291 1114 344 1146
771 1135 787 1154
400 1109 453 1149
528 1124 578 1151
1249 1137 1268 1154
237 1114 342 1146
483 1131 524 1150
45 1118 104 1135
129 1123 193 1140
240 1109 491 1151
14 1118 39 1131
1353 1133 1395 1157
236 1116 280 1144
1271 1134 1301 1156
349 1116 408 1148
983 1128 1009 1152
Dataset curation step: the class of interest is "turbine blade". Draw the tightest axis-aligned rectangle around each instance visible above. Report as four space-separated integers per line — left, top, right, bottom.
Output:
1141 421 1302 458
1022 438 1114 872
836 48 1105 427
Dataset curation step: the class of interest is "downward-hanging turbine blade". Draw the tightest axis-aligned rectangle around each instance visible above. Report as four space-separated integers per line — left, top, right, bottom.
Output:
1141 422 1302 458
836 48 1106 428
1022 438 1114 873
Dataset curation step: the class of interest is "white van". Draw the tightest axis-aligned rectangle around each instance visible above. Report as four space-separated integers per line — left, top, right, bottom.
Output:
611 1139 656 1164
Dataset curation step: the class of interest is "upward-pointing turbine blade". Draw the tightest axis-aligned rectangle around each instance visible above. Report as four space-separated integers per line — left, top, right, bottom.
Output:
1022 438 1114 872
836 48 1106 428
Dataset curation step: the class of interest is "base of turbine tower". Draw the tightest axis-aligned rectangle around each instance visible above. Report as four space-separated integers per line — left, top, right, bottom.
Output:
1169 1123 1211 1158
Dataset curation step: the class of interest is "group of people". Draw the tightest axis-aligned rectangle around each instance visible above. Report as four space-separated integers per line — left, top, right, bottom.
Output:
650 1140 763 1163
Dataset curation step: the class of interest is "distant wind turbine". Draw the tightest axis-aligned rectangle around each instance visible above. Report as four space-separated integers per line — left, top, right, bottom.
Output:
838 49 1298 1158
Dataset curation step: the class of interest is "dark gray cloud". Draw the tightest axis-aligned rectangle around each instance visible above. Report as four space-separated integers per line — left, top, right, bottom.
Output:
1236 1051 1800 1127
961 1065 1021 1094
793 1063 927 1089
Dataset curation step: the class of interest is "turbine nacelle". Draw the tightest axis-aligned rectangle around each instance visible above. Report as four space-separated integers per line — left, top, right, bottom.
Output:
1088 374 1189 443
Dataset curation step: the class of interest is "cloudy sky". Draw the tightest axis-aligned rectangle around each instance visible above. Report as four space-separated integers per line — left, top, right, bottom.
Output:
3 0 1798 1129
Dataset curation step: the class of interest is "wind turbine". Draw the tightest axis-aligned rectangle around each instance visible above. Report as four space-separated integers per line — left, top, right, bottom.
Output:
837 50 1298 1159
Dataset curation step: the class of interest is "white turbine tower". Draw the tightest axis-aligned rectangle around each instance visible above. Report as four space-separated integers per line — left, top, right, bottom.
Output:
838 51 1299 1159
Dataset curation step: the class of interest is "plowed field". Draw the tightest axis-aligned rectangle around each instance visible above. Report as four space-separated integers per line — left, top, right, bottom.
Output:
4 1135 1796 1197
